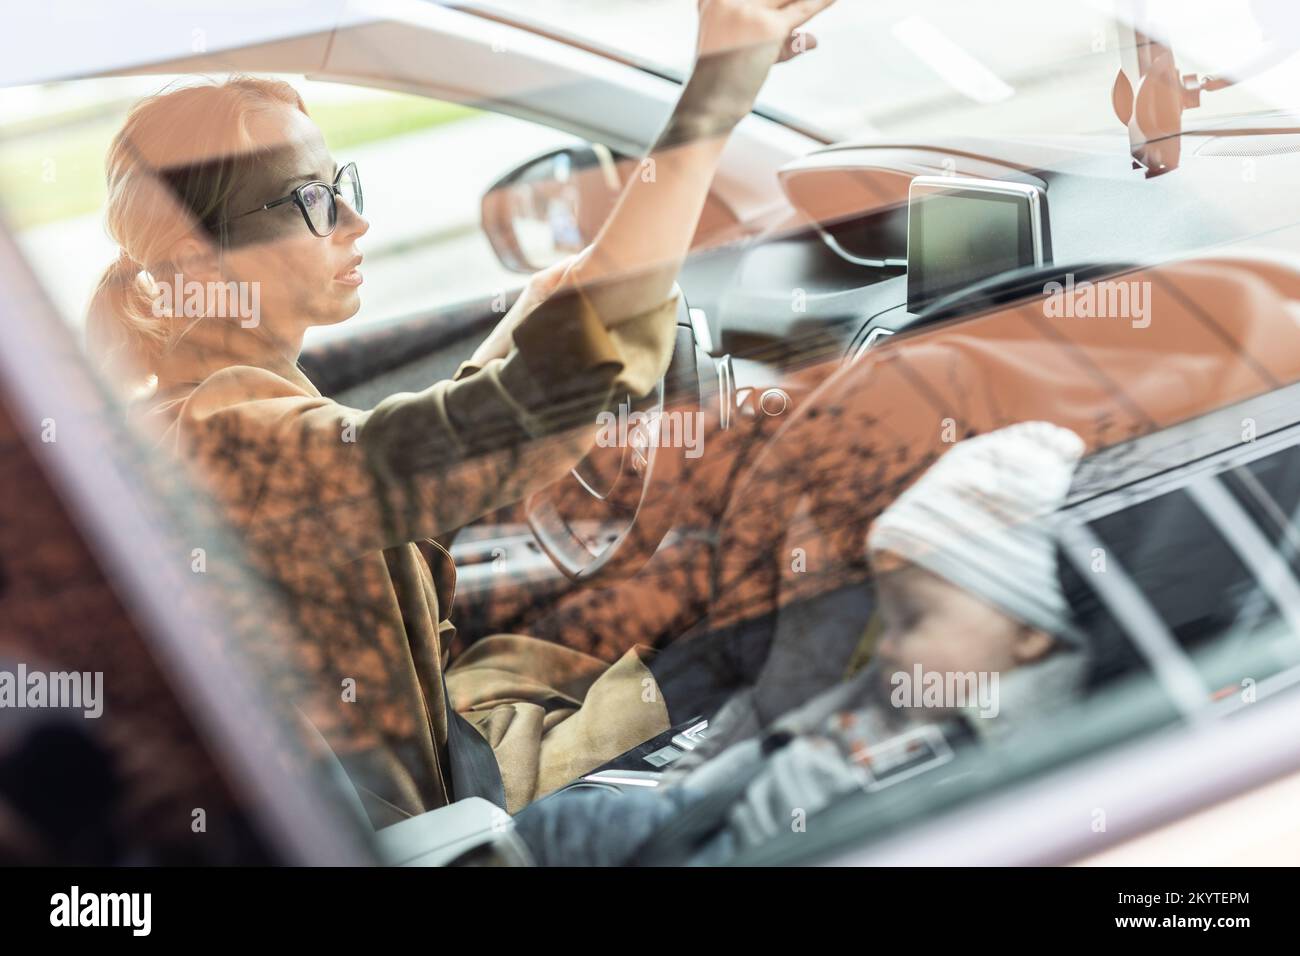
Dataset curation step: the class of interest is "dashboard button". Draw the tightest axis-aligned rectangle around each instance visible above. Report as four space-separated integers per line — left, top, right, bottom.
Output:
759 387 791 417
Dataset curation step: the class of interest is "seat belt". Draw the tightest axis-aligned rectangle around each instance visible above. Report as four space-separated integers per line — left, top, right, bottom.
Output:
629 730 793 866
413 538 507 811
442 671 507 811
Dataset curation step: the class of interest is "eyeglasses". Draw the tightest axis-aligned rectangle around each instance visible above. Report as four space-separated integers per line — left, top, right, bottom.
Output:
222 162 363 238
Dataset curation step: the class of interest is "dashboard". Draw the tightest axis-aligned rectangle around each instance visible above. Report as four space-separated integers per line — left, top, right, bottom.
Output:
710 113 1300 381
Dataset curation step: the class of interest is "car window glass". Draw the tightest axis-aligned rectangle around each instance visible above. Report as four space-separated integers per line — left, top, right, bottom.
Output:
747 470 1300 865
0 75 577 344
473 0 1300 140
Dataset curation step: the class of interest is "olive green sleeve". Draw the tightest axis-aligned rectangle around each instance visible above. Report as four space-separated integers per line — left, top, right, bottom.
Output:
355 286 680 545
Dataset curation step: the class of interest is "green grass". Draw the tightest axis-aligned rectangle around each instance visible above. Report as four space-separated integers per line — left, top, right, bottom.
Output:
0 91 478 231
308 96 477 151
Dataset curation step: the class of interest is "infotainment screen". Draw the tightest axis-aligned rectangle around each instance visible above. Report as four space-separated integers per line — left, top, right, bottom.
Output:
906 177 1050 314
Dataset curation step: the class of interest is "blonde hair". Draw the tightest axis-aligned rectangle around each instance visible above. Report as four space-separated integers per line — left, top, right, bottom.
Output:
86 75 307 389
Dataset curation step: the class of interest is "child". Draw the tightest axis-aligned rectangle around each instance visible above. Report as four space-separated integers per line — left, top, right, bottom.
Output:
506 422 1096 865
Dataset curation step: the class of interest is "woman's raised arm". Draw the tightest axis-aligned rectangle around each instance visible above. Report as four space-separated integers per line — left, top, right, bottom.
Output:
557 0 837 324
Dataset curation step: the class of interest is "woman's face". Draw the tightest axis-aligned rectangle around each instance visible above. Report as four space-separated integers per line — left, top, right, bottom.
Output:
216 104 368 340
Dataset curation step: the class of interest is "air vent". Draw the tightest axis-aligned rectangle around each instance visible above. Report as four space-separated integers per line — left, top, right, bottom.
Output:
1196 134 1300 157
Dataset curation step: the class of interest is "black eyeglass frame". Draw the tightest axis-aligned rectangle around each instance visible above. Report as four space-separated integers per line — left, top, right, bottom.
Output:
220 162 362 238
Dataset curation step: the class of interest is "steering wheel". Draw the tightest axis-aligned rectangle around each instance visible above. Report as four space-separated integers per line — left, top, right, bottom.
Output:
526 295 705 583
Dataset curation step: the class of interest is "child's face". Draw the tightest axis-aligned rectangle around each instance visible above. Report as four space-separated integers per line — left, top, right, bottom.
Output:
870 559 1054 688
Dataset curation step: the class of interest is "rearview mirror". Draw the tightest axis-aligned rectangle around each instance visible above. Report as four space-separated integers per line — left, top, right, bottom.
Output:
481 144 624 273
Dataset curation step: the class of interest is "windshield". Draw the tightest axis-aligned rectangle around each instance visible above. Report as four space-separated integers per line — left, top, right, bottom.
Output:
463 0 1300 139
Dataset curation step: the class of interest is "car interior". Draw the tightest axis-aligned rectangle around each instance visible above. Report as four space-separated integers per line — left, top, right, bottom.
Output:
4 0 1300 865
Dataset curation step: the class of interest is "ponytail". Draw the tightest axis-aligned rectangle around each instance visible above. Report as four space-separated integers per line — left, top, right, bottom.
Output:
86 250 167 391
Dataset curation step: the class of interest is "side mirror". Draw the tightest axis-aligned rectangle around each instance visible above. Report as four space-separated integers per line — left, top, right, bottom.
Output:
481 144 624 273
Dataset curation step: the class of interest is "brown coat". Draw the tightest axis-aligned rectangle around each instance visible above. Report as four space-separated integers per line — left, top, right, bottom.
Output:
138 289 677 820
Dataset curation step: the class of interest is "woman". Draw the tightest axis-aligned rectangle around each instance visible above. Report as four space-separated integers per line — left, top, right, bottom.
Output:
85 0 836 823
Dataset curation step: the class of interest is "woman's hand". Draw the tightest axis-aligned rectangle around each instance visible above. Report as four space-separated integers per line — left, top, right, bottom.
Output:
696 0 835 67
467 254 578 368
650 0 835 158
553 0 835 327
